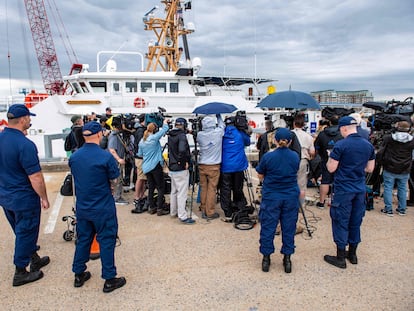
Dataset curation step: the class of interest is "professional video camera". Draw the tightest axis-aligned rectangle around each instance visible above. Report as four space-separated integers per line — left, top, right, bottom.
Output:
234 110 249 132
188 116 203 137
145 107 172 128
111 114 139 132
321 107 355 123
364 97 413 132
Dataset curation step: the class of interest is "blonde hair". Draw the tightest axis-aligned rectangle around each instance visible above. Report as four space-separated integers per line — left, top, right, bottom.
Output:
143 123 156 141
277 139 290 148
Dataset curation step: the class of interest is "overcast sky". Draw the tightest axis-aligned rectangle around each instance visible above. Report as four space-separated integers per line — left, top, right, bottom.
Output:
1 0 413 101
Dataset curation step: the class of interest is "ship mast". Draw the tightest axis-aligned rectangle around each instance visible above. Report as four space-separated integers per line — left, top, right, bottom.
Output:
143 0 194 72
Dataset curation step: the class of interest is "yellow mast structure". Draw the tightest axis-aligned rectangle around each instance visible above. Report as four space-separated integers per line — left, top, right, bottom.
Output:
143 0 194 72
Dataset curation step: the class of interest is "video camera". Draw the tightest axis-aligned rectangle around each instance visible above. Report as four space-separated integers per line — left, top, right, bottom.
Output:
111 114 138 131
235 110 249 132
145 107 172 128
188 116 203 137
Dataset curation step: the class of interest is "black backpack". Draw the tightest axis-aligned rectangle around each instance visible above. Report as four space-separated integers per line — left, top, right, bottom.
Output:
60 174 73 196
64 131 76 152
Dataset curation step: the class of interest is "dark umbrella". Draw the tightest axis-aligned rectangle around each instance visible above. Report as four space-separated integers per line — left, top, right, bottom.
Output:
192 102 238 114
256 90 321 110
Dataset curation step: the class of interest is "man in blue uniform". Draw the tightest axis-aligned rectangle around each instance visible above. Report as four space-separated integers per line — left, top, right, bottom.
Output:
69 121 126 293
324 116 375 269
0 104 50 286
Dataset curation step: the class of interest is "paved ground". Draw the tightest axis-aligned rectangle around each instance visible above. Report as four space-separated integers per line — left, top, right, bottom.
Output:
0 166 413 311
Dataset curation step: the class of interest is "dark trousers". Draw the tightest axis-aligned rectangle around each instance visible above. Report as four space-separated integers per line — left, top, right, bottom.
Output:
330 192 365 249
220 171 247 217
146 164 165 211
259 198 299 256
72 213 118 280
3 206 40 268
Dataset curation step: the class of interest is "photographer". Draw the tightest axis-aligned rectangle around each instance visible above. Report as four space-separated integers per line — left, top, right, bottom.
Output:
220 115 251 222
167 118 194 224
107 120 129 205
138 119 170 216
197 114 225 220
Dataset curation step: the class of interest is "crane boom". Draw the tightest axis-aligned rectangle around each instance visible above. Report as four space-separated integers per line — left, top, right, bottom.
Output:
24 0 64 95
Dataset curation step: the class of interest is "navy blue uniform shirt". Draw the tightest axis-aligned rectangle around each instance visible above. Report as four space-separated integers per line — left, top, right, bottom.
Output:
69 143 120 219
0 127 41 210
256 147 300 200
329 133 375 194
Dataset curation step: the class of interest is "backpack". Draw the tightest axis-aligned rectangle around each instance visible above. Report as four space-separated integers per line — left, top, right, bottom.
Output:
64 131 76 152
60 174 73 196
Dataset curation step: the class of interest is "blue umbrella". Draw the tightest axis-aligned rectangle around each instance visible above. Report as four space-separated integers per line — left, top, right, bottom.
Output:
257 90 321 110
192 102 238 114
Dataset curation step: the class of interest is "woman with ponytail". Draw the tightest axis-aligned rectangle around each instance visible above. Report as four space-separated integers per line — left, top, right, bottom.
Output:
137 119 170 216
255 127 300 274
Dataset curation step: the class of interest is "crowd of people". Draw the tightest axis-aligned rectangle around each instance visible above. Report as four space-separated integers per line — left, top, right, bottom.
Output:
1 103 413 291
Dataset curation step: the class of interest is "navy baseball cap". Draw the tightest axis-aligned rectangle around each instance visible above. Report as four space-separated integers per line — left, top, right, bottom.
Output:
175 117 187 126
7 104 36 119
338 116 358 128
82 121 103 136
275 127 292 141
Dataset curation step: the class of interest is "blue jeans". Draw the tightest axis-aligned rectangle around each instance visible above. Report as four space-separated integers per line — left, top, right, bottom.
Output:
383 170 409 213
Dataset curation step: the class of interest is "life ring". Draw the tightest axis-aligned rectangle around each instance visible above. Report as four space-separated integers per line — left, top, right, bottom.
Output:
134 97 146 108
248 120 256 128
0 119 8 132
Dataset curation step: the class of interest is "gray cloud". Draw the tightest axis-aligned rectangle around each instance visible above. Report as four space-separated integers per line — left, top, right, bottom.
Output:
1 0 413 100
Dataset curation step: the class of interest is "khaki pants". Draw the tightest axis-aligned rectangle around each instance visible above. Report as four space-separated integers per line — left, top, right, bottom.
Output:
198 164 220 216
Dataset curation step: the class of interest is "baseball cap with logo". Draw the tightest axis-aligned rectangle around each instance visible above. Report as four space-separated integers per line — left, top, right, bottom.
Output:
7 104 36 119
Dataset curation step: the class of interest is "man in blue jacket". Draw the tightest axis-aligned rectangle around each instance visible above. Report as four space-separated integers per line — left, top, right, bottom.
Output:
220 116 251 221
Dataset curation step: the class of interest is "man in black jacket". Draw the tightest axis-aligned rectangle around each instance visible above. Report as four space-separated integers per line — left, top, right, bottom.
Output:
167 118 195 224
314 116 343 208
380 121 414 216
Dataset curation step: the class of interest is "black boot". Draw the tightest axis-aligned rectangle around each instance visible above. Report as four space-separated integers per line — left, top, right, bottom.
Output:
30 252 50 272
283 254 292 273
324 247 346 269
346 244 358 264
74 271 92 287
262 255 271 272
13 266 44 287
103 277 126 293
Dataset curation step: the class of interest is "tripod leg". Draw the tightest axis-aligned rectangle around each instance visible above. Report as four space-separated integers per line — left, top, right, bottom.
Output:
299 203 312 237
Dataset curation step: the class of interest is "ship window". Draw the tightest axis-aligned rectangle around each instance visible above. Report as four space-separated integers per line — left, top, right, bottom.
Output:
125 82 137 93
90 82 107 93
155 82 166 93
80 82 89 93
72 82 82 94
141 82 152 93
113 83 120 92
170 83 179 93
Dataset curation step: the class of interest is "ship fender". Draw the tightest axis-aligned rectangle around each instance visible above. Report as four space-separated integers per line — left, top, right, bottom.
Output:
134 97 146 108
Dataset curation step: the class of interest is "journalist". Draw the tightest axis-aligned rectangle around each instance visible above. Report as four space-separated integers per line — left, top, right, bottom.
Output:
138 119 170 216
167 118 194 224
220 116 251 221
197 114 225 220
